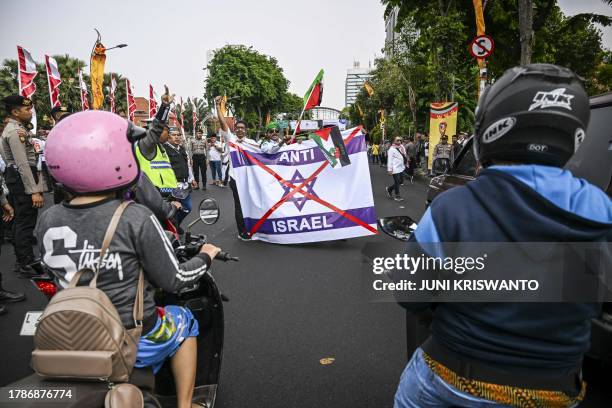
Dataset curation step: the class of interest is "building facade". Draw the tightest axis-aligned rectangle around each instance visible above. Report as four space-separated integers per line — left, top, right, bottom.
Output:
345 61 373 107
385 6 400 58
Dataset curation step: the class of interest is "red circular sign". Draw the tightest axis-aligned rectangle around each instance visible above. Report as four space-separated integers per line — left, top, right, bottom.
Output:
470 35 495 59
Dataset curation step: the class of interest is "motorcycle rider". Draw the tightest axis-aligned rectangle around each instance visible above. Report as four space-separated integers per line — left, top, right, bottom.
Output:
37 110 221 408
393 64 612 407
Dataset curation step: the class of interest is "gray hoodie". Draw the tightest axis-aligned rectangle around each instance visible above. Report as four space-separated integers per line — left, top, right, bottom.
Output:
35 199 211 332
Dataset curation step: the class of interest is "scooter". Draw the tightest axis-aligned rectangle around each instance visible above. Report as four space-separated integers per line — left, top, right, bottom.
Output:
11 198 234 408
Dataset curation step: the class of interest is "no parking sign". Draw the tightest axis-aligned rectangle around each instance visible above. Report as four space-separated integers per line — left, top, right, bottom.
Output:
470 35 494 59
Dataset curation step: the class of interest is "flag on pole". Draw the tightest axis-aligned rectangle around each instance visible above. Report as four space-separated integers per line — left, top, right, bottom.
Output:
308 126 350 169
90 39 106 110
17 46 38 99
78 67 90 111
179 97 186 137
473 0 486 36
126 79 136 121
364 81 374 97
149 84 157 118
303 69 324 110
191 98 198 135
170 110 178 127
109 73 117 113
44 55 62 108
16 46 38 132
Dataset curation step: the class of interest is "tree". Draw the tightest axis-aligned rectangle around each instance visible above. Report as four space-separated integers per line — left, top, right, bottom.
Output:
279 92 303 120
181 97 211 135
204 45 290 131
518 0 535 64
373 0 612 138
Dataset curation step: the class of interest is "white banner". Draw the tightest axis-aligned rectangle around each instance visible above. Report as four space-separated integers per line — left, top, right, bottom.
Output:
229 127 378 244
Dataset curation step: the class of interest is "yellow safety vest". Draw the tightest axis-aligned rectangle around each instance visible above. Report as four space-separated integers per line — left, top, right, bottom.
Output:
134 144 177 193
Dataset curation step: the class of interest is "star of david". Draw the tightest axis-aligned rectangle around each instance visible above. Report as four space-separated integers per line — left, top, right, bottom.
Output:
280 170 319 211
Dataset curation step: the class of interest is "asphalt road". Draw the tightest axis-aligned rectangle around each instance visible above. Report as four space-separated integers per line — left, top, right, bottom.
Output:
0 163 610 407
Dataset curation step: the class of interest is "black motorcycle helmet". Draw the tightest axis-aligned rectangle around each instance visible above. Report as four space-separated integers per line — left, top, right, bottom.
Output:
474 64 590 168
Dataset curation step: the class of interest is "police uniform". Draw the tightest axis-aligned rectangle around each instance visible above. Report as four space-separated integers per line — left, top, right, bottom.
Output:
1 95 44 271
134 120 178 195
190 137 208 189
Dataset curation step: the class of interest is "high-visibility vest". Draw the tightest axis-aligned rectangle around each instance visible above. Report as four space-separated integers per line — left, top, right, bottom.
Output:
134 144 177 194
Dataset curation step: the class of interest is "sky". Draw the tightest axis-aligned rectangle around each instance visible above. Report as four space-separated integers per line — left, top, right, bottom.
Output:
1 0 611 111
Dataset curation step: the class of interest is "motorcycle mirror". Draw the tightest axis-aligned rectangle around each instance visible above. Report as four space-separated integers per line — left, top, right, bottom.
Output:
199 197 220 225
378 216 418 242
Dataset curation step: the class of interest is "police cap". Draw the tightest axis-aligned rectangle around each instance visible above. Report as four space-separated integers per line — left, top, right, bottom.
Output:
2 94 32 108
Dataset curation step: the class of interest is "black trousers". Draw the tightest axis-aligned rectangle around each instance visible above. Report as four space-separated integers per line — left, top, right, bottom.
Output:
222 162 230 186
5 168 38 265
229 178 246 235
387 173 403 196
192 154 207 185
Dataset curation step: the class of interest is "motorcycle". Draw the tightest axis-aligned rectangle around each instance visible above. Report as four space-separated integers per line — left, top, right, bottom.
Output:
11 198 235 408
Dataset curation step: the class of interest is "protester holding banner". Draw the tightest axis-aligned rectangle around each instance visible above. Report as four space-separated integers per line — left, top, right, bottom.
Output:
260 122 290 154
385 137 406 202
215 96 257 241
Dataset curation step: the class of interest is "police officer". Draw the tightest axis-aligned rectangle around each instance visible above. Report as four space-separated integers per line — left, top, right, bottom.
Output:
166 130 197 231
0 95 44 278
134 91 178 196
190 131 208 190
0 168 24 314
49 105 71 125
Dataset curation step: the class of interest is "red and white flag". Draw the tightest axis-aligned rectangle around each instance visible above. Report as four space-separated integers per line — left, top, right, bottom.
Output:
109 73 117 113
17 46 38 99
44 55 62 108
78 67 89 110
17 45 38 132
191 98 198 135
126 78 136 121
149 84 157 118
179 97 186 137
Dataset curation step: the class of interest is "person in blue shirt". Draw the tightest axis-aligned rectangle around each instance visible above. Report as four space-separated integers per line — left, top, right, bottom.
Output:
393 64 612 408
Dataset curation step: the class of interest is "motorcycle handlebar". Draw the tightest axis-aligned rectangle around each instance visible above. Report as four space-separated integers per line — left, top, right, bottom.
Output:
216 251 239 262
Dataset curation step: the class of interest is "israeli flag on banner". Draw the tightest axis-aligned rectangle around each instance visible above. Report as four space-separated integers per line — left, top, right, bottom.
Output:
229 127 378 244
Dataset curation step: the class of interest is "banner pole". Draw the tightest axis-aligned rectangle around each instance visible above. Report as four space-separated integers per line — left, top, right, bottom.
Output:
292 104 308 138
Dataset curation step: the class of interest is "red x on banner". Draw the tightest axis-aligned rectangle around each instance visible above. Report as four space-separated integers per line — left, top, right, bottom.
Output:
229 126 377 237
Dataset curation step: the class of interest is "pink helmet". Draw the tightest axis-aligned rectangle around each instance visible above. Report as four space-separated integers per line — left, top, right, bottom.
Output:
46 110 139 194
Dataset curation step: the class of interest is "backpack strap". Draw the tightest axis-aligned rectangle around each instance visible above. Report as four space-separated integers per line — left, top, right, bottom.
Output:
68 201 132 289
132 269 144 327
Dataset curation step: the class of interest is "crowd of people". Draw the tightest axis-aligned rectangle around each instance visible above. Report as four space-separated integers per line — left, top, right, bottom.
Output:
366 131 469 201
0 62 611 408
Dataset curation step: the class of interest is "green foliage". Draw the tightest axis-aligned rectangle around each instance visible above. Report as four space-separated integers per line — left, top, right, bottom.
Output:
204 45 290 130
359 0 612 139
0 54 129 127
180 97 211 135
280 92 304 120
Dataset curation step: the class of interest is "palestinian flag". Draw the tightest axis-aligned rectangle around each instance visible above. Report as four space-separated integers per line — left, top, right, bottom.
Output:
308 126 350 169
303 69 324 110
